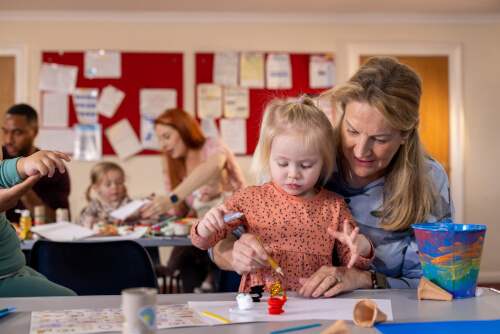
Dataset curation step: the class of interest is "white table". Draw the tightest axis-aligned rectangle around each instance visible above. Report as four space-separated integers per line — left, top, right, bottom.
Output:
20 235 192 250
1 289 499 333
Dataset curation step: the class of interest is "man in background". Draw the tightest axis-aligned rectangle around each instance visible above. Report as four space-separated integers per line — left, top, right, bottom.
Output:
2 103 70 223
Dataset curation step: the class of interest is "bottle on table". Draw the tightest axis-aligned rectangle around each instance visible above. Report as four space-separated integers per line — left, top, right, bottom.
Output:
15 209 32 240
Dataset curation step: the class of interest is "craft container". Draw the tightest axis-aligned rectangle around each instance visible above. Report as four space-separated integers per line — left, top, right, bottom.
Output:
412 221 487 298
121 287 157 334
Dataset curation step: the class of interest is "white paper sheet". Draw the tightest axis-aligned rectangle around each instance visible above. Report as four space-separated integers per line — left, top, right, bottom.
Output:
42 92 69 127
224 86 249 119
97 85 125 118
140 88 177 116
40 63 78 94
239 52 265 88
189 297 393 325
109 199 151 220
200 118 220 138
213 52 239 86
32 222 97 241
84 50 121 79
73 124 102 161
105 119 142 160
220 119 246 155
38 129 75 154
197 84 222 119
266 53 292 89
309 54 335 89
140 115 160 150
72 88 99 124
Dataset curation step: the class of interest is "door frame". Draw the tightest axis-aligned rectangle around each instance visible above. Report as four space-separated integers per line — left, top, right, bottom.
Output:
0 43 27 103
347 43 464 224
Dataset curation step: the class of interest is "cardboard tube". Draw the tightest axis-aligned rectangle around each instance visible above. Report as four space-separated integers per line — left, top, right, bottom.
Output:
418 277 453 301
352 299 387 327
320 319 351 334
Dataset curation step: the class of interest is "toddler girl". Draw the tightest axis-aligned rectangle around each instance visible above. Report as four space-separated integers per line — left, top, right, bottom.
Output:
191 96 374 292
75 162 133 227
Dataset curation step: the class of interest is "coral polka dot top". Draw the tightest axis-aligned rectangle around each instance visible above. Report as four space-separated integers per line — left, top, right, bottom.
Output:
191 182 373 292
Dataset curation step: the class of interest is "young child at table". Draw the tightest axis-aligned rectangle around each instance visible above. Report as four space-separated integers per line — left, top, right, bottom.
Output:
187 169 232 293
0 150 76 297
191 96 374 292
75 162 134 228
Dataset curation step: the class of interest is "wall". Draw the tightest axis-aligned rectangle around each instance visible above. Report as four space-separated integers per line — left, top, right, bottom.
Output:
0 17 499 281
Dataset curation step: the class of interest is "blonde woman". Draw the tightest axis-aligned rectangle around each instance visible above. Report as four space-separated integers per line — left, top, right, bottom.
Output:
211 57 454 297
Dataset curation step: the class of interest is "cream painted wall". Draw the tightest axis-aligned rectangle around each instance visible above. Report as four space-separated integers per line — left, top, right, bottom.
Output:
0 19 499 281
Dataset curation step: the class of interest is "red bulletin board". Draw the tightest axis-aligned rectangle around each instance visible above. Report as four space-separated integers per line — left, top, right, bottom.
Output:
42 52 183 155
195 53 328 155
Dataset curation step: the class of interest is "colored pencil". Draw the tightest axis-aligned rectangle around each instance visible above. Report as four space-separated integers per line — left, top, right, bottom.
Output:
200 311 231 323
270 323 322 334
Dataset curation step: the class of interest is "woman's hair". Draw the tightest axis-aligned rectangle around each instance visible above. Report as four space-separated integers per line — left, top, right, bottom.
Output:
251 95 335 186
323 56 440 231
154 108 206 190
86 162 126 202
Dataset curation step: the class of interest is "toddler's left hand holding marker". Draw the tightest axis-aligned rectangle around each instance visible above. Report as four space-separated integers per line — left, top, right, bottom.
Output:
197 204 229 237
16 150 70 179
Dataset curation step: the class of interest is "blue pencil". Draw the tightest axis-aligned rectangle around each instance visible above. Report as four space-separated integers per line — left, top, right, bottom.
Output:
270 323 322 334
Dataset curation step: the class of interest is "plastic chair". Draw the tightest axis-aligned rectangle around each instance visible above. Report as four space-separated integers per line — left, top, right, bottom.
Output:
29 240 159 296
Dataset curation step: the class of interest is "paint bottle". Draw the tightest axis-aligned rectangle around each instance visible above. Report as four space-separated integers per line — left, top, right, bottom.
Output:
15 209 32 240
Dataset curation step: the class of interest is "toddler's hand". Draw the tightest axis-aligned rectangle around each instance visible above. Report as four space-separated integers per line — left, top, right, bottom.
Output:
197 204 228 237
328 219 361 269
17 150 70 179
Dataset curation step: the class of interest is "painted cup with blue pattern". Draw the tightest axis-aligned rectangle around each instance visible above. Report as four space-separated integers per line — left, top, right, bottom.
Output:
412 221 487 298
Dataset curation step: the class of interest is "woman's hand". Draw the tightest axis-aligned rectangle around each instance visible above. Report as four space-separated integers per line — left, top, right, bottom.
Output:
230 234 271 275
0 175 41 212
140 195 171 219
16 150 70 179
299 265 372 298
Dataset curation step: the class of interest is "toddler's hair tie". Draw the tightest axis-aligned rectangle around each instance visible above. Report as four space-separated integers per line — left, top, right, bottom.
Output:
298 98 305 104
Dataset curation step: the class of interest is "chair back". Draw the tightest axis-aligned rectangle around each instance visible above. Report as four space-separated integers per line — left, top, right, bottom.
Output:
29 240 159 295
216 269 241 292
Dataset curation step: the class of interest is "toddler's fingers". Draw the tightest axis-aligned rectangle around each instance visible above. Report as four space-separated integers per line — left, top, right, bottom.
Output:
349 226 360 243
327 227 344 243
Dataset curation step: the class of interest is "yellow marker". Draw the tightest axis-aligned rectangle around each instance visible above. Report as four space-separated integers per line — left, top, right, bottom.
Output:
200 311 231 323
256 237 285 277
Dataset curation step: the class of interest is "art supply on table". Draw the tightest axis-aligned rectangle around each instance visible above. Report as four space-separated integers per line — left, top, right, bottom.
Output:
223 212 244 223
256 236 285 277
412 221 487 298
352 299 387 328
121 287 157 334
16 209 32 240
200 311 231 323
0 307 16 317
56 208 69 222
250 285 265 302
319 319 349 334
489 287 500 294
34 205 45 225
270 323 322 334
236 293 254 310
418 277 452 301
